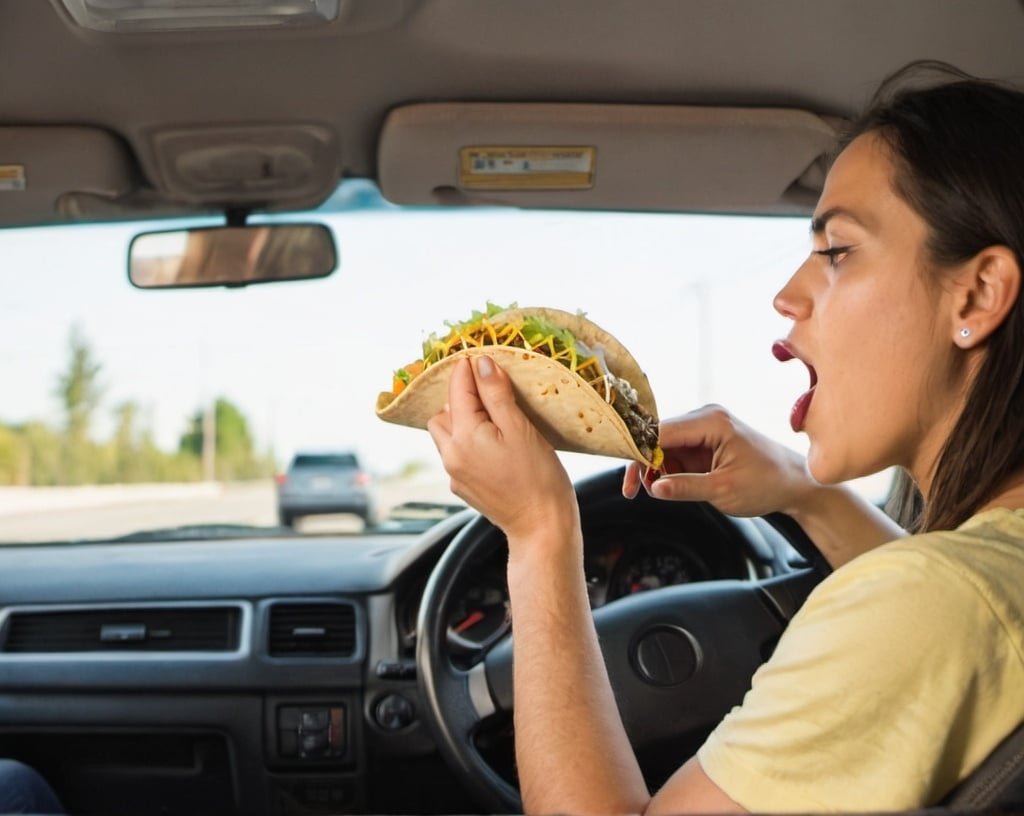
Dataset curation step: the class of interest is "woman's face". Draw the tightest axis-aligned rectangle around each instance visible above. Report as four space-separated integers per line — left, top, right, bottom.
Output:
773 132 966 490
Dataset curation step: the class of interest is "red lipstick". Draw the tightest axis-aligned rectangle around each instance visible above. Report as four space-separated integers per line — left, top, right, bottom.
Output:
772 341 817 432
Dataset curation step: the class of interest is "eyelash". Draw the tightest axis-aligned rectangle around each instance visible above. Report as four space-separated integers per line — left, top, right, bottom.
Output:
814 246 852 268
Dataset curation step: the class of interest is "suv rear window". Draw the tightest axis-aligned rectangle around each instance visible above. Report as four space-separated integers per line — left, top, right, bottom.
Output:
291 454 359 469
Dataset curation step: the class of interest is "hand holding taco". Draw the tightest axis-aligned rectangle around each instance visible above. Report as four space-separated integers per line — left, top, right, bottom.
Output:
376 304 664 469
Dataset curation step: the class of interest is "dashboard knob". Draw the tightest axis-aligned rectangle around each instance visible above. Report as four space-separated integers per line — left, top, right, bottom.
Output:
374 693 415 731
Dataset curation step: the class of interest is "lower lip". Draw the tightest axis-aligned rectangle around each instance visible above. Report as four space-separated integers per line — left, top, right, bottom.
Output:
790 387 815 432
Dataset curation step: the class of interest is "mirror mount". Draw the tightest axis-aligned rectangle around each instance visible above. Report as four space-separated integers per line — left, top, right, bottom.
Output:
225 207 250 228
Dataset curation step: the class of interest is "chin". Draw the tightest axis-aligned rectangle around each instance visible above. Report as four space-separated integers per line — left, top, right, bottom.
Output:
805 446 849 486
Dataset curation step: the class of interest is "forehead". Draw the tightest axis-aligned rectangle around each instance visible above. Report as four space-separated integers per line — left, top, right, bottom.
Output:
813 133 900 230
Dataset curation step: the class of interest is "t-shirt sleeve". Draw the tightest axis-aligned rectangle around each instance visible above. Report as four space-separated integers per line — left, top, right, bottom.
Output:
696 543 1014 812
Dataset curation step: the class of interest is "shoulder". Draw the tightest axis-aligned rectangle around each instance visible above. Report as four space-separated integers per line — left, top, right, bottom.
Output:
697 510 1024 811
811 508 1024 657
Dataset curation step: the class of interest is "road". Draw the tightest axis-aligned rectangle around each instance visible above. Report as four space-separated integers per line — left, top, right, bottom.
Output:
0 476 459 543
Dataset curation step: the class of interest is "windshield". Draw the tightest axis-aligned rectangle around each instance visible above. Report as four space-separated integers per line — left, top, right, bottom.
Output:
0 181 891 544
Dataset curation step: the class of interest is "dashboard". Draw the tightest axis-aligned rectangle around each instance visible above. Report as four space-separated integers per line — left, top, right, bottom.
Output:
0 472 800 816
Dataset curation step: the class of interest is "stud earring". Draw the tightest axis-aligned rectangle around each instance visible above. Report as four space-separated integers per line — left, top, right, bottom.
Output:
960 327 972 339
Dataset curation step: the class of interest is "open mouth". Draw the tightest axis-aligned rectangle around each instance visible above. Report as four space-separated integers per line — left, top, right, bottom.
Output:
772 340 817 432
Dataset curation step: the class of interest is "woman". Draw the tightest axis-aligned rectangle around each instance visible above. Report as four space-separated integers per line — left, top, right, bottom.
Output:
427 66 1024 813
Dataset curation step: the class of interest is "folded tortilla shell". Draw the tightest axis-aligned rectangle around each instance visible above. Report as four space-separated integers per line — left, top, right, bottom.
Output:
375 308 659 467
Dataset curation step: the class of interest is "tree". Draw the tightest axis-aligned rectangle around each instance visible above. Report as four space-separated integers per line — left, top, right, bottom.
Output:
54 326 103 484
18 421 63 486
111 400 145 483
0 424 27 485
179 397 273 481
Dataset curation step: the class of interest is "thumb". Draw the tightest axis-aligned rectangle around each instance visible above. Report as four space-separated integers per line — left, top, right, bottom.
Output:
470 355 523 429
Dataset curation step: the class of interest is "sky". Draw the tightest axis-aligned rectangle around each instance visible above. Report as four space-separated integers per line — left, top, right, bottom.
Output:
0 194 893 500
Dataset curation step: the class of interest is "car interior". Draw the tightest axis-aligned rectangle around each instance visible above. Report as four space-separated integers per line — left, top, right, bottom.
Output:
2 1 1024 814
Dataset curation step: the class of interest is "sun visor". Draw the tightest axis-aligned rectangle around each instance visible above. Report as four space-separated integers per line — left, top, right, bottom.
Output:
378 104 842 215
0 127 136 227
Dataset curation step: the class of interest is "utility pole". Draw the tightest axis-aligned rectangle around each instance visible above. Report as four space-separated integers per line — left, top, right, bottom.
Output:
202 399 216 482
693 281 713 404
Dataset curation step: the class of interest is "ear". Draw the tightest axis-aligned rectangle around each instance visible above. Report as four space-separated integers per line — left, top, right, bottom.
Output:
950 245 1021 348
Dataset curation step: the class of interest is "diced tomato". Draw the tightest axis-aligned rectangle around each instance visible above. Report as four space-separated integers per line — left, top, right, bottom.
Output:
392 359 425 395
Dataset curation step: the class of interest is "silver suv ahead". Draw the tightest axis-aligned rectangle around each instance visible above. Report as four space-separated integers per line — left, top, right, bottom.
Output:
275 452 376 528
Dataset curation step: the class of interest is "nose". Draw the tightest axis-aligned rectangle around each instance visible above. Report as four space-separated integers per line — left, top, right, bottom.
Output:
773 257 814 321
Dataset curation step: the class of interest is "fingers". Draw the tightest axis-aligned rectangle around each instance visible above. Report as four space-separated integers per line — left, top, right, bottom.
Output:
648 471 718 502
467 354 524 431
622 462 642 498
428 354 526 476
426 402 452 448
658 404 733 449
631 406 741 503
446 357 490 430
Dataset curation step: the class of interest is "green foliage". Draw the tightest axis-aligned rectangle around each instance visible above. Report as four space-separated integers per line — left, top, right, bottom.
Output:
179 397 277 481
54 326 104 485
0 328 277 487
397 460 429 479
0 424 28 485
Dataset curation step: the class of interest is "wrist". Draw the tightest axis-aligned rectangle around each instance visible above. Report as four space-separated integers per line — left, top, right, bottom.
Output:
506 517 584 582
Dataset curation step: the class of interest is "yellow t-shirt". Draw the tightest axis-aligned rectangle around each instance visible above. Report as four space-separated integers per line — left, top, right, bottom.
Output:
697 507 1024 813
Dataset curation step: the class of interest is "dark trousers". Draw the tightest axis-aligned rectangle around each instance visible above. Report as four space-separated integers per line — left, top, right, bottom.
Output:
0 761 63 815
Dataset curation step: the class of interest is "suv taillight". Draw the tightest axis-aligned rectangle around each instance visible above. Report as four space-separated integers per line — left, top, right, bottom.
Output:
354 471 370 486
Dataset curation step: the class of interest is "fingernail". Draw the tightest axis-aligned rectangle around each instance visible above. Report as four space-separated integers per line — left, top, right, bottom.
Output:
476 356 494 378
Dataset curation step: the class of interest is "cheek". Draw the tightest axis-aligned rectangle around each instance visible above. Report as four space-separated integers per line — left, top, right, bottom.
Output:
807 277 937 480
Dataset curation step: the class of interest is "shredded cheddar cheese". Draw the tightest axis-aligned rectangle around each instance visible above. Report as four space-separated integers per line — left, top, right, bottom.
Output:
396 313 611 402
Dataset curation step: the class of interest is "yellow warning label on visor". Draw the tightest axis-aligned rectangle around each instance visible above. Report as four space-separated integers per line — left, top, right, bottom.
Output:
459 147 595 190
0 165 26 192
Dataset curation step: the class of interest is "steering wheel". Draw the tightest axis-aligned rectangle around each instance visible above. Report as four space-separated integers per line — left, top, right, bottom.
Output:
416 467 827 813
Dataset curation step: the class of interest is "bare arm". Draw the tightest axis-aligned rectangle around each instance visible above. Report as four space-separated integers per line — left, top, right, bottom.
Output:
506 527 650 814
507 534 746 814
428 358 747 814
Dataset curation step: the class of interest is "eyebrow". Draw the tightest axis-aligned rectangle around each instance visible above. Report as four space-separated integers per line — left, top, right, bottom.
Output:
809 207 867 235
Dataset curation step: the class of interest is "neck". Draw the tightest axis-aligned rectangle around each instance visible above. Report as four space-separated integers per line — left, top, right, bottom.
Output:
977 468 1024 515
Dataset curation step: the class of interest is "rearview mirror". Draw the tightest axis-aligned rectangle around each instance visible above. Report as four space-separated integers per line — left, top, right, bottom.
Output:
128 224 337 288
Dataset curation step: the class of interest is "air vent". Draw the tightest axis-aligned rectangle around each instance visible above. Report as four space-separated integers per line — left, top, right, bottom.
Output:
2 606 240 653
268 602 357 658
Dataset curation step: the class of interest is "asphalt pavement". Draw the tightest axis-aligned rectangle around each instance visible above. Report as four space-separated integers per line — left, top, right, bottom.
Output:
0 475 458 543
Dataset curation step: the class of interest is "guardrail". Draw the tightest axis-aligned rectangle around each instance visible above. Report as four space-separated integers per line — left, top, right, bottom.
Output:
0 482 229 517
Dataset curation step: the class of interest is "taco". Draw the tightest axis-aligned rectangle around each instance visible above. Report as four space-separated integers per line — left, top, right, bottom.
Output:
375 304 664 469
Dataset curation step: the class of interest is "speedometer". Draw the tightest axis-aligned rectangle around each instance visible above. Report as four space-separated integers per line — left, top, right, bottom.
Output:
608 550 695 599
446 577 510 654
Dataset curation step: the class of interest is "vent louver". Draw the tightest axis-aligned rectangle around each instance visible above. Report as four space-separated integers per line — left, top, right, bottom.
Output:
2 606 240 653
268 602 356 657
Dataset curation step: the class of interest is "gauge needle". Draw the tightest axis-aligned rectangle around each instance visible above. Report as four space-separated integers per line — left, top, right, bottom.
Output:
454 610 485 633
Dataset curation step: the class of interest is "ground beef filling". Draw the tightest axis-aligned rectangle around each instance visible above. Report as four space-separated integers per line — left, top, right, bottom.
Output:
603 375 659 462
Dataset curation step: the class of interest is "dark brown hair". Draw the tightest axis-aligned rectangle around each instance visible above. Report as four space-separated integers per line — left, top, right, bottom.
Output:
843 62 1024 532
